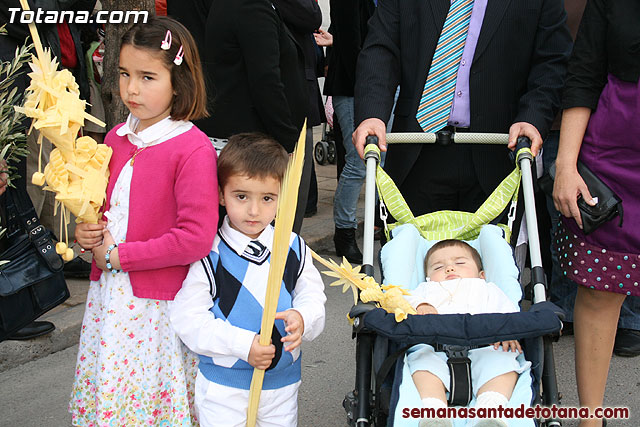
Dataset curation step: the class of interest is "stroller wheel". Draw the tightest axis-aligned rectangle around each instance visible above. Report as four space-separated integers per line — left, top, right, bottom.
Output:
327 140 337 164
314 140 328 165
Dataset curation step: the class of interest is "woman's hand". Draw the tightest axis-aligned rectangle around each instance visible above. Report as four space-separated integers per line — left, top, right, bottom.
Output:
552 163 596 229
313 29 333 47
553 107 595 229
75 220 107 249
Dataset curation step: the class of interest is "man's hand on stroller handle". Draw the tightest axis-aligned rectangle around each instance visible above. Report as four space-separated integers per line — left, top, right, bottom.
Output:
354 118 387 158
493 340 522 353
275 309 305 352
508 122 542 156
248 335 276 370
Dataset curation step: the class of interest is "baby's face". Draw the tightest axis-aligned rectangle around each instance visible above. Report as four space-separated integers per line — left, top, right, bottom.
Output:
426 246 485 282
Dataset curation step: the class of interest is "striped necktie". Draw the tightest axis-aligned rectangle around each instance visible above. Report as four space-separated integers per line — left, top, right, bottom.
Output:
416 0 474 133
242 240 270 265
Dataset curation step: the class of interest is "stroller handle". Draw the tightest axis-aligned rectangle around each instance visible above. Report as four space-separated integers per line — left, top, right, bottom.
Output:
386 131 510 145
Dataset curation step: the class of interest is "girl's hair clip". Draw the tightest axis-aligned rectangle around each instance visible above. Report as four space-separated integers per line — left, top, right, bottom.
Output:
161 29 172 50
174 45 184 66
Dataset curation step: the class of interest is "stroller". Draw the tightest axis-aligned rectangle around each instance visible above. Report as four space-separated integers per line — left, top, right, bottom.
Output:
314 96 337 166
344 131 565 426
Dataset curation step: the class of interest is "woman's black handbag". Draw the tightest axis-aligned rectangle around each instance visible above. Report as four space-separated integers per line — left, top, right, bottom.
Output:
0 187 69 342
540 161 624 235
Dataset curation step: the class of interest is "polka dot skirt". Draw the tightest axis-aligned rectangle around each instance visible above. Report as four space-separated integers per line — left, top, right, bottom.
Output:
554 220 640 297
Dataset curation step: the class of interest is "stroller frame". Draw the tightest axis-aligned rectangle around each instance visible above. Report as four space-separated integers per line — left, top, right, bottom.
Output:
345 131 563 427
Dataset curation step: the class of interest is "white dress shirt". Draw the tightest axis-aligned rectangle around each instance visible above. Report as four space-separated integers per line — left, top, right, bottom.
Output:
406 277 518 315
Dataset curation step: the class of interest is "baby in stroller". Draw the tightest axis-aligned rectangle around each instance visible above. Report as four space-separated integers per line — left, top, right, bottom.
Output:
405 239 531 427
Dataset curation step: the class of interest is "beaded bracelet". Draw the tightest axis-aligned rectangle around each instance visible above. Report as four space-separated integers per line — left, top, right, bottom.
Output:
105 244 120 274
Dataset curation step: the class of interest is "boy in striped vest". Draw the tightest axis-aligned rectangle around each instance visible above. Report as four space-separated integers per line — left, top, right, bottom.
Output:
170 133 326 426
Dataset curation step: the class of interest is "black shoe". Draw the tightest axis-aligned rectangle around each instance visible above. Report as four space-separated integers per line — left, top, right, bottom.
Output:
304 207 317 218
561 321 574 336
63 257 92 279
613 328 640 357
334 227 363 265
7 321 55 340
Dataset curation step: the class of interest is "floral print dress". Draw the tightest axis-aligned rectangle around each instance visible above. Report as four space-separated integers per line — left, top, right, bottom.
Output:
69 136 199 427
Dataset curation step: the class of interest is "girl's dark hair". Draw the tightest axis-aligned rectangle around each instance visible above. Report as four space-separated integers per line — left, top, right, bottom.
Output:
120 16 208 121
218 133 289 190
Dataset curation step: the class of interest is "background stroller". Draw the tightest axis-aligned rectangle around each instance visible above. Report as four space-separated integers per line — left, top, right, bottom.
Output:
343 132 565 426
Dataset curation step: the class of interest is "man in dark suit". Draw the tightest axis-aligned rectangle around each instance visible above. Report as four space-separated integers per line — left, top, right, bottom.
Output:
271 0 324 219
324 0 376 264
198 0 310 232
353 0 572 216
166 0 212 58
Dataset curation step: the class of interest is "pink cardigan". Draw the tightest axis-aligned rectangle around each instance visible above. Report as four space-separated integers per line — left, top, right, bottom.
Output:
89 123 219 300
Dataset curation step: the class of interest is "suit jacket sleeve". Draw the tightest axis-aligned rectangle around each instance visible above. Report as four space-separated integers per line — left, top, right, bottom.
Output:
353 0 401 126
235 0 300 152
512 0 572 137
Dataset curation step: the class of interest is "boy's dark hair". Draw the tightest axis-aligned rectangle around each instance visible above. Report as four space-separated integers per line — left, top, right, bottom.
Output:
218 133 289 190
121 16 208 121
424 239 484 272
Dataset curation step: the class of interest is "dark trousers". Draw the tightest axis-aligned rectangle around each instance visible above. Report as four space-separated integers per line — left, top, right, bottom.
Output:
292 127 314 234
399 144 488 216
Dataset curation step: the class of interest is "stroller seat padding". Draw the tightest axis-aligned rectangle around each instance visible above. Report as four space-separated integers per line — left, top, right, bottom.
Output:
381 224 522 304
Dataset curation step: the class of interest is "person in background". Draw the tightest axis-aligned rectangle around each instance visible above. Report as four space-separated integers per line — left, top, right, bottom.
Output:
0 0 98 339
552 1 640 425
352 1 571 223
196 0 310 234
155 0 167 15
324 0 376 264
166 0 212 59
271 0 325 219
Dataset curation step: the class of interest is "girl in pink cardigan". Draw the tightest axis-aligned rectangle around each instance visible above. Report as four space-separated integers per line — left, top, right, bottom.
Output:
70 17 217 427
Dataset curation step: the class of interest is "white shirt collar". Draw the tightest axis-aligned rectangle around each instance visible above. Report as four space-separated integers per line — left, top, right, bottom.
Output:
116 114 193 148
219 216 274 255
